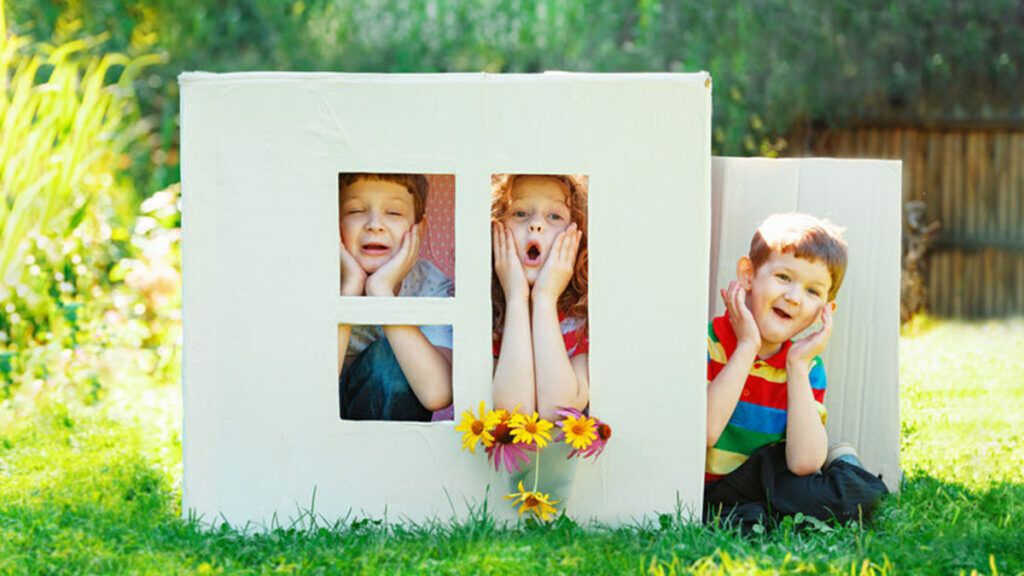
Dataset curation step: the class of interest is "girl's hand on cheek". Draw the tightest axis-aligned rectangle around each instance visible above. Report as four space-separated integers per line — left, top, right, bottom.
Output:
493 222 530 302
532 223 580 304
340 241 366 296
366 222 422 297
721 280 760 352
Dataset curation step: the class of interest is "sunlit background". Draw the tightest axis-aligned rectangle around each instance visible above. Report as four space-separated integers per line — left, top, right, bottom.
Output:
1 2 1022 573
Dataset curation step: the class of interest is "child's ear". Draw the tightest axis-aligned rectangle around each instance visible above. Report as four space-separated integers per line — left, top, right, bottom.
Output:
736 256 754 290
828 301 837 313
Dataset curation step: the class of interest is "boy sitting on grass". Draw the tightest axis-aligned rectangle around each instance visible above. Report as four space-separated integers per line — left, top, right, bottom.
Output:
705 213 887 532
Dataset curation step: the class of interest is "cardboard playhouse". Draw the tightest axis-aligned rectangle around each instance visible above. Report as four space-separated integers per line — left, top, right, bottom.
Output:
179 72 900 529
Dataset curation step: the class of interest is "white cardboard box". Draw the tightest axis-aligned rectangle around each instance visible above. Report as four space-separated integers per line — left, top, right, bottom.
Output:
180 72 712 527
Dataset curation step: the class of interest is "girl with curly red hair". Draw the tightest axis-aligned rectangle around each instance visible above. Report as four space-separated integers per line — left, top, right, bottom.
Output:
491 174 589 421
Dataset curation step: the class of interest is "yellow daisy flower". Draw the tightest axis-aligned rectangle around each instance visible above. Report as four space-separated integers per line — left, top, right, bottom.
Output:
522 491 560 521
510 412 554 447
480 405 517 448
504 480 530 503
559 413 597 450
454 401 493 454
504 481 561 521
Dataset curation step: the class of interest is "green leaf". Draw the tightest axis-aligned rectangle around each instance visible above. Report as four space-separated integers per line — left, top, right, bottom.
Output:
63 197 91 235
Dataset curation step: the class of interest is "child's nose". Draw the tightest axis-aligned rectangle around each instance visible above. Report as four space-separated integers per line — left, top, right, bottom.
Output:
784 285 800 304
528 214 544 232
365 211 385 231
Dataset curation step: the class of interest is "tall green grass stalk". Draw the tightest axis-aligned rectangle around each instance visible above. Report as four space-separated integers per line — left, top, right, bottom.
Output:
0 6 158 297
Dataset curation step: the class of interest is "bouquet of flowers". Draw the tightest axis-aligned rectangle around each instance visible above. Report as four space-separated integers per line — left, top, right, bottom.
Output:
455 402 612 521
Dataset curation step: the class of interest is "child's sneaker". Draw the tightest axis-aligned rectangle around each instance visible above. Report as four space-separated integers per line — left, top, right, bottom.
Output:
825 442 863 471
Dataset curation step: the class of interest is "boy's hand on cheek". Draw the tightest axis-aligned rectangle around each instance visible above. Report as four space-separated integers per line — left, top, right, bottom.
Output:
340 242 366 296
721 281 761 353
532 223 581 304
366 222 423 297
493 222 529 302
787 303 834 372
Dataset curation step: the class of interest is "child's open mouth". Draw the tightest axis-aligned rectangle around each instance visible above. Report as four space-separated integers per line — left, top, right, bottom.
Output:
361 243 390 256
524 242 543 266
772 307 792 320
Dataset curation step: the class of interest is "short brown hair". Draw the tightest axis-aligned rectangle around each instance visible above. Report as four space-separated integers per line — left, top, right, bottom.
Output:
338 173 429 222
749 213 848 301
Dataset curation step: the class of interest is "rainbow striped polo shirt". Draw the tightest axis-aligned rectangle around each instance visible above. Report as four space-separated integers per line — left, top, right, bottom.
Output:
705 314 827 484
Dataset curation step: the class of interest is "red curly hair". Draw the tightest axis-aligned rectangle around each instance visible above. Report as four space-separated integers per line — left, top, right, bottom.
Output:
491 174 589 340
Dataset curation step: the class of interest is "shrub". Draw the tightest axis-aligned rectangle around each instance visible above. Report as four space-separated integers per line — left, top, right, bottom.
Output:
6 0 1022 164
0 8 175 400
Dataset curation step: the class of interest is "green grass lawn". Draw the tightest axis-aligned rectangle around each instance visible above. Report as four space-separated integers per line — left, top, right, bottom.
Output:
1 318 1022 575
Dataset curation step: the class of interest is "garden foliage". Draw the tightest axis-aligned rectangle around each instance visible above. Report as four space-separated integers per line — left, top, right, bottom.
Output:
3 1 1019 394
0 4 1021 572
7 0 1022 174
0 7 177 401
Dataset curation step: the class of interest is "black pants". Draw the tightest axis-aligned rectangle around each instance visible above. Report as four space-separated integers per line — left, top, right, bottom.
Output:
703 442 889 531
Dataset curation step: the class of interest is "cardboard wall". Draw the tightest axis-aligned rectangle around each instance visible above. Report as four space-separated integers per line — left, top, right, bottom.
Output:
180 72 712 527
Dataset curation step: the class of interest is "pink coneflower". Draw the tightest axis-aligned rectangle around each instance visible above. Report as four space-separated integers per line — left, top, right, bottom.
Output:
485 411 534 474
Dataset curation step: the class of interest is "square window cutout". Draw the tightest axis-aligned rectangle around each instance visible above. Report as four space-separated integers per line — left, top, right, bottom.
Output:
338 323 455 422
338 173 455 297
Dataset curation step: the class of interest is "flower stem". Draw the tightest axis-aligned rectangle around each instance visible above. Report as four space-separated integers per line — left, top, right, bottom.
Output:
532 447 541 493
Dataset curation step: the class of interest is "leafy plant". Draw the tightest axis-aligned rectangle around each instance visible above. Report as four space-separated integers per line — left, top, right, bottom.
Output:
0 8 156 293
7 0 1021 167
0 7 169 398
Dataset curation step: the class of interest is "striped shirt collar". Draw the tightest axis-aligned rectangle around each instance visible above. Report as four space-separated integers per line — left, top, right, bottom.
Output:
711 314 792 369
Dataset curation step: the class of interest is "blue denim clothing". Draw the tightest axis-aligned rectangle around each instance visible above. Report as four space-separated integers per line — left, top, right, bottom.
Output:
339 337 433 422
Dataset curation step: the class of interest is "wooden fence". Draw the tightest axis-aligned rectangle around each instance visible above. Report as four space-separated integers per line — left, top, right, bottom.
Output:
788 124 1024 318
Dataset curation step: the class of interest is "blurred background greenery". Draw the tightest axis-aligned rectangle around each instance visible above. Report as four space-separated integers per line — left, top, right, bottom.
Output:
1 0 1022 401
1 6 1022 573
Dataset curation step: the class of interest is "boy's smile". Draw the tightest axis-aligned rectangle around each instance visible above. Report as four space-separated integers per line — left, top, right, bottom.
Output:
500 176 572 284
742 251 832 357
339 179 417 274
